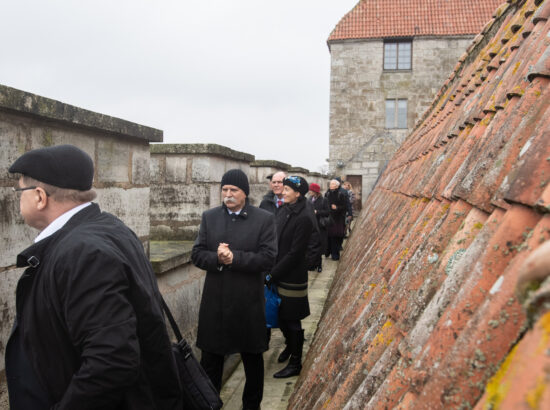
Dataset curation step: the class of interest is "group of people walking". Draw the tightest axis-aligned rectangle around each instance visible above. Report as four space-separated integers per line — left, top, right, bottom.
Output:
5 143 354 410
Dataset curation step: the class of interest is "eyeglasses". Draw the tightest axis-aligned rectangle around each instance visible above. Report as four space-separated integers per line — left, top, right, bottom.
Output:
12 186 37 193
285 176 301 186
271 180 283 184
12 186 50 196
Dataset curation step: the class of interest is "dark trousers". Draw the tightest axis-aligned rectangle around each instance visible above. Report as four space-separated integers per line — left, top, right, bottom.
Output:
200 350 264 409
328 236 343 260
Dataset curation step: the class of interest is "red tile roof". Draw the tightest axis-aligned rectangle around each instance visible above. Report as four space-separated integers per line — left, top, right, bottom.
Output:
292 0 550 408
328 0 505 41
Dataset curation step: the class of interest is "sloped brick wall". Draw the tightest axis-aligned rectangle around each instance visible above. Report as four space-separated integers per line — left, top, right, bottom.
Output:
290 0 550 408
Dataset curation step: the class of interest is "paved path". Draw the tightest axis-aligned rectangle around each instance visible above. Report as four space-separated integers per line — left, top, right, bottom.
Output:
220 257 338 410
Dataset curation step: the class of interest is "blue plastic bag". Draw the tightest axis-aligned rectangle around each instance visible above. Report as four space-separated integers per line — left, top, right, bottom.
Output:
264 283 281 329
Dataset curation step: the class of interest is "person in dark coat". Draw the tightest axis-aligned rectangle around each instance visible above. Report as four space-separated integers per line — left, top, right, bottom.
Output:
259 170 286 214
326 179 348 260
5 145 181 410
191 169 277 410
269 176 313 378
308 182 329 272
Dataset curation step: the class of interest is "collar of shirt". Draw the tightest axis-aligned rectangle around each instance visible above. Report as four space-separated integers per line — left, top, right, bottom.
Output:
34 202 92 243
275 195 284 206
227 208 242 216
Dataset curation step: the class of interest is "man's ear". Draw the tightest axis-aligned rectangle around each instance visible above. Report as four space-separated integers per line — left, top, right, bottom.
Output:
35 187 49 211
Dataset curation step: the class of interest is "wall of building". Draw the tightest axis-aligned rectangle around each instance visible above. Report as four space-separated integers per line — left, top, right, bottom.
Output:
328 35 474 200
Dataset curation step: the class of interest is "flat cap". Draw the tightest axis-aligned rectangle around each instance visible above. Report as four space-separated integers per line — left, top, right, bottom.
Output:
9 144 94 190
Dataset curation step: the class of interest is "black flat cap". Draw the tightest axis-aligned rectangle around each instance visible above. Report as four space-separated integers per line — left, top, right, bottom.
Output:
9 144 94 190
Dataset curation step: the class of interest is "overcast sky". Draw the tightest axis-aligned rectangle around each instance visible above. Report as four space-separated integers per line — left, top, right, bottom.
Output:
1 0 359 172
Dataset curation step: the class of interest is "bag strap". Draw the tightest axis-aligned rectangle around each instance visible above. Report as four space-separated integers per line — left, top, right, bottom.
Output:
160 296 184 342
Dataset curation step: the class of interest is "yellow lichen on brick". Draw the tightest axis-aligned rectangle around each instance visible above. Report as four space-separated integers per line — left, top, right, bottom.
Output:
473 222 484 230
525 376 546 409
482 344 518 409
537 311 550 354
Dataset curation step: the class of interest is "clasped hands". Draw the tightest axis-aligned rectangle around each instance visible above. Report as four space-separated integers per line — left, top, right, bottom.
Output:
217 242 233 265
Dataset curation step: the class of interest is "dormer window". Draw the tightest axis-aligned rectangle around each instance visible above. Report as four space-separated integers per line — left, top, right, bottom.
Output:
384 40 412 70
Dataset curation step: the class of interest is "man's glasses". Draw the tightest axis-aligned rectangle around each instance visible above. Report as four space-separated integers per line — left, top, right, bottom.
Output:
12 186 37 193
12 186 50 196
271 180 283 184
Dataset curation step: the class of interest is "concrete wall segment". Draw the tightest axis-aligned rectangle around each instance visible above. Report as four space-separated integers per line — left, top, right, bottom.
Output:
0 84 162 142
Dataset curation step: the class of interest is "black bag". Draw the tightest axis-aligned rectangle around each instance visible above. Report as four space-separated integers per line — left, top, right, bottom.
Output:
161 297 223 410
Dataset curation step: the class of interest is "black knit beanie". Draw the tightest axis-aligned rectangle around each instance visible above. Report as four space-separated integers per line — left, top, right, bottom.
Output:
221 169 250 196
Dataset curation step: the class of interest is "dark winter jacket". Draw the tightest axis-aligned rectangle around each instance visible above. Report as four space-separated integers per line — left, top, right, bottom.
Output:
261 191 321 270
310 195 329 255
259 192 282 215
5 203 181 410
326 189 348 238
271 198 313 321
191 201 277 355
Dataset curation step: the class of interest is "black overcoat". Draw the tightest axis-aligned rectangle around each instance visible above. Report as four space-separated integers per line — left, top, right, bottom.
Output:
5 203 181 410
310 195 329 255
271 198 313 321
191 202 277 355
326 189 348 238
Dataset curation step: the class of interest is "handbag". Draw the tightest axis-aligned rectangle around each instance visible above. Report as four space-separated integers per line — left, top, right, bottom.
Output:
161 297 223 410
264 281 281 328
318 215 331 229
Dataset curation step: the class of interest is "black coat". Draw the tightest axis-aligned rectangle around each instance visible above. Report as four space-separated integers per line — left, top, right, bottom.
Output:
326 189 348 238
5 203 181 410
310 195 329 254
271 198 313 321
261 191 321 271
191 202 277 355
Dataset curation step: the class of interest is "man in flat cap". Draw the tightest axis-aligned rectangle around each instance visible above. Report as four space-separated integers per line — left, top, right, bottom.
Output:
192 169 277 410
6 144 181 409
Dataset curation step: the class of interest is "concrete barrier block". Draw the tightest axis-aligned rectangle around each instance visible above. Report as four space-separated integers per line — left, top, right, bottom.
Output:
166 156 187 183
96 139 131 183
96 187 150 238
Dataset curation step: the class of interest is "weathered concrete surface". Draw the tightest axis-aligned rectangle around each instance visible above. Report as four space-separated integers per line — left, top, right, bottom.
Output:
220 257 338 409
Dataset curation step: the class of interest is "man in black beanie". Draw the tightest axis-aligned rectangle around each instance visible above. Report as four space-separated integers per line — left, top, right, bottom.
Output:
6 144 181 409
192 169 277 410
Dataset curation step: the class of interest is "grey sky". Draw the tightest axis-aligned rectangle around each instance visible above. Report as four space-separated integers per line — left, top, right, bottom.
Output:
2 0 358 172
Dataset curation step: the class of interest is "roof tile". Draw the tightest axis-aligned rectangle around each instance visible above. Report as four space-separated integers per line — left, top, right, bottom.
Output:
328 0 504 42
290 0 550 408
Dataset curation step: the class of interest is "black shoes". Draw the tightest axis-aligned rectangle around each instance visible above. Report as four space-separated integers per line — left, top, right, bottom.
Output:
273 329 304 378
277 345 291 363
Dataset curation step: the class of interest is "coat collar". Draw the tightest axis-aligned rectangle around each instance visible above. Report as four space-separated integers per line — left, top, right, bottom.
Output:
222 199 250 219
16 203 101 268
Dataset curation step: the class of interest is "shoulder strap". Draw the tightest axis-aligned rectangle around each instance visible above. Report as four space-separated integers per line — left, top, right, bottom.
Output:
161 296 183 342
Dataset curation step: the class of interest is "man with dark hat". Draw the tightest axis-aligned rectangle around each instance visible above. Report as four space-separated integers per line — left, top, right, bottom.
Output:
6 144 181 409
191 168 277 410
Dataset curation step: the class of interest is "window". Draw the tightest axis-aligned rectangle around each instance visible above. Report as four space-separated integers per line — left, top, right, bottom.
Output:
385 99 408 129
384 40 412 70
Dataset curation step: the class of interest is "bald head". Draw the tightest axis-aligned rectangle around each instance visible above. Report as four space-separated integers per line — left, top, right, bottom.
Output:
270 171 286 197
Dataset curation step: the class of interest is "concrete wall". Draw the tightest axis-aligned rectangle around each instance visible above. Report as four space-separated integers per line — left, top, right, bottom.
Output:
150 145 330 241
0 84 161 388
328 36 474 200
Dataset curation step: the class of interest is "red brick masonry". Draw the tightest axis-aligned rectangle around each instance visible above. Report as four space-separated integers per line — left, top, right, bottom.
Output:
292 0 550 408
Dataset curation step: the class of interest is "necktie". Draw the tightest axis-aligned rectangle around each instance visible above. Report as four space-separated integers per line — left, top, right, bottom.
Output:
277 200 282 208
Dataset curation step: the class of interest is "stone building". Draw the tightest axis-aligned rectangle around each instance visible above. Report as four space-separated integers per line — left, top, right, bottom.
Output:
327 0 502 208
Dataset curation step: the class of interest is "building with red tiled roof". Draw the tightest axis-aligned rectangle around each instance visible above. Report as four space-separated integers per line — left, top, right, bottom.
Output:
292 0 550 408
328 0 502 209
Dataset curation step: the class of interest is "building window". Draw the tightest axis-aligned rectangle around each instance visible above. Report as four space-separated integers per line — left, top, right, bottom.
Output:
385 99 408 129
384 40 412 70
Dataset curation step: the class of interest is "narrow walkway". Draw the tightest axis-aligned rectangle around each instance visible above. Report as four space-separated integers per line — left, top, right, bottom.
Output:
220 257 338 409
